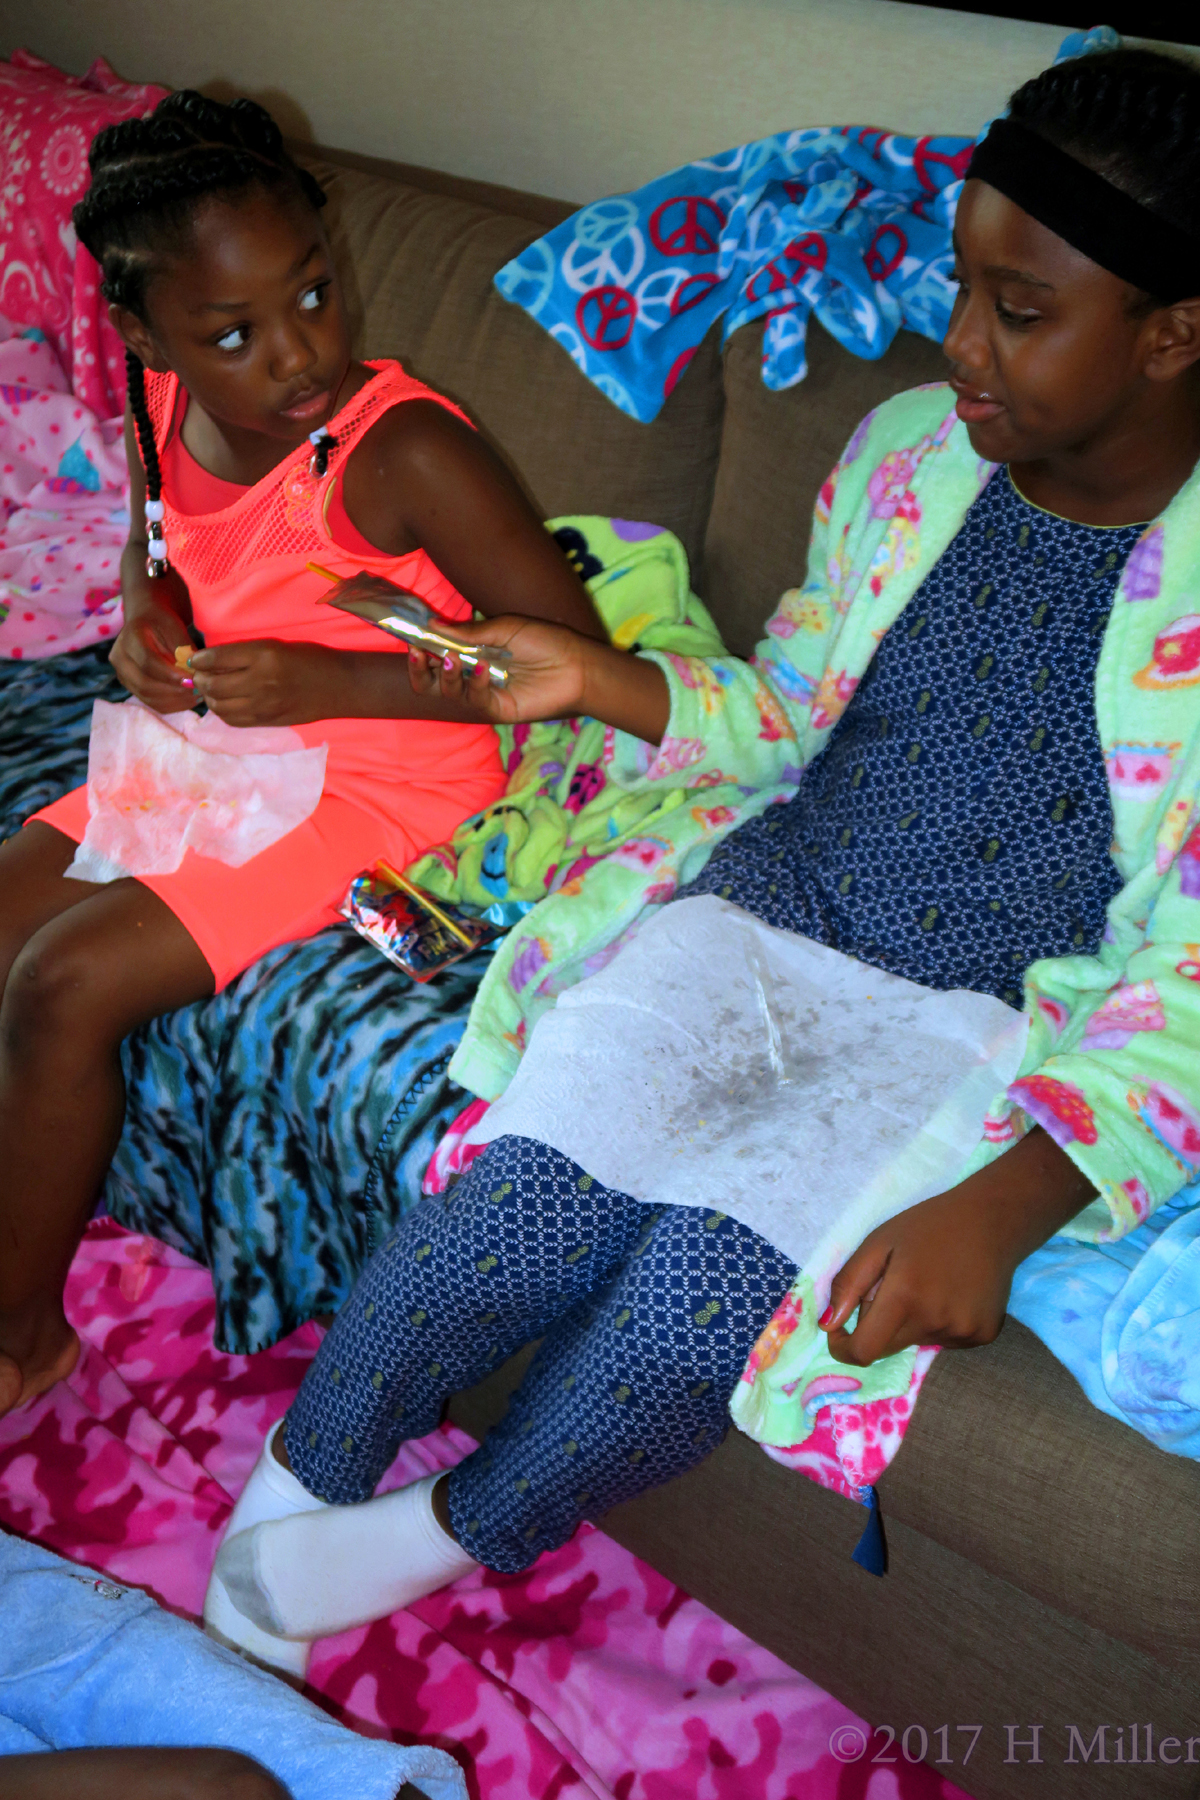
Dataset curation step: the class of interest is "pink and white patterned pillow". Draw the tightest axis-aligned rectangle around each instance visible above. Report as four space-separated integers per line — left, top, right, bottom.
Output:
0 49 167 419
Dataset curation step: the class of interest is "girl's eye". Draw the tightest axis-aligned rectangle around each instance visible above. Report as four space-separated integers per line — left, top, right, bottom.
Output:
215 324 249 353
996 302 1039 328
299 282 329 313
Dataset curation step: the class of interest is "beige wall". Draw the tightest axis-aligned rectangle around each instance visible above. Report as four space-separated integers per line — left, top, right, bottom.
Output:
0 0 1181 204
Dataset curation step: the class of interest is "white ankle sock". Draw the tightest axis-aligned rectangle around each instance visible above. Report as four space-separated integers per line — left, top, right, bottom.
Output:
213 1473 480 1642
203 1417 329 1677
222 1418 330 1535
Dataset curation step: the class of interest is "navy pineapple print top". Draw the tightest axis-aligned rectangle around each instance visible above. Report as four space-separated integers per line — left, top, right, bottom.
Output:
678 470 1144 1006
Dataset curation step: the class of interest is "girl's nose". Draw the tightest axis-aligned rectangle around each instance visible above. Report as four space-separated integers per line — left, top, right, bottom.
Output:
269 326 318 385
942 291 990 378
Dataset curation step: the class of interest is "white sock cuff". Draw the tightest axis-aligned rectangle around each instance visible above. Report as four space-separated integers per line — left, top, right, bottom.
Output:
395 1474 480 1581
258 1418 321 1506
223 1416 328 1541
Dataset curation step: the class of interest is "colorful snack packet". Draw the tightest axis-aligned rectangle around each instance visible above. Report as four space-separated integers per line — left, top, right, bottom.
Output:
340 864 498 981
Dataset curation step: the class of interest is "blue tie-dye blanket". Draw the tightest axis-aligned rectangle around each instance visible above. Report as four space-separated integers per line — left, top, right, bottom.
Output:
0 647 482 1355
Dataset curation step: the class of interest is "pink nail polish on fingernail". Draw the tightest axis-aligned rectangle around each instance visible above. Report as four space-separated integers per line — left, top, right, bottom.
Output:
443 654 455 671
182 678 195 690
818 1305 834 1328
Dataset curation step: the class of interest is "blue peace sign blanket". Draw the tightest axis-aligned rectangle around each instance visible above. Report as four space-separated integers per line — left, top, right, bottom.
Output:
494 28 1116 423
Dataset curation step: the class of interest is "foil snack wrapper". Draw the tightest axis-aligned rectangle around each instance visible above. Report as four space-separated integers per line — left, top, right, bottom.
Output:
340 869 498 981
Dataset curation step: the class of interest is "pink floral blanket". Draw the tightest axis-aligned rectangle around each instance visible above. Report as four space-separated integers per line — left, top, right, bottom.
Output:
0 51 165 417
0 314 126 657
0 51 168 658
0 1220 967 1800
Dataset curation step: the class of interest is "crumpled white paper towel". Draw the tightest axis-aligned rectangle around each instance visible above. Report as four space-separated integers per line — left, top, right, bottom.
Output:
472 895 1029 1267
65 698 328 883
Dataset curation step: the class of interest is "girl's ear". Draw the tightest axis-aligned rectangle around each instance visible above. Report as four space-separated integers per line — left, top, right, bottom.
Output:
1143 298 1200 385
108 304 171 375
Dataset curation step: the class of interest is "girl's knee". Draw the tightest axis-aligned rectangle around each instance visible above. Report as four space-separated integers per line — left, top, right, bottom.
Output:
446 1364 731 1572
457 1135 561 1201
624 1207 795 1317
2 929 118 1049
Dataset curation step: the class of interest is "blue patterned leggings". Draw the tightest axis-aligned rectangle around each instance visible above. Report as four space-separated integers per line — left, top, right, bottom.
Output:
284 1136 797 1572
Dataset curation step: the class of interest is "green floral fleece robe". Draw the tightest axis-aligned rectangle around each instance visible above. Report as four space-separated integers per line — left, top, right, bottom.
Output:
444 387 1200 1447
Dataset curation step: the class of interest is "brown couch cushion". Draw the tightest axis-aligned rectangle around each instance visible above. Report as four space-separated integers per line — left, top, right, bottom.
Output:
299 154 725 579
879 1315 1200 1663
703 316 948 654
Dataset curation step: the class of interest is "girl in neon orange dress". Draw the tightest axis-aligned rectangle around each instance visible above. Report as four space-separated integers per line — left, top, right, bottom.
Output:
0 91 599 1417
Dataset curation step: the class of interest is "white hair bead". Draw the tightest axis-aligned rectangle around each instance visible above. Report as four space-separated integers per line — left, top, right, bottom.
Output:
144 499 165 521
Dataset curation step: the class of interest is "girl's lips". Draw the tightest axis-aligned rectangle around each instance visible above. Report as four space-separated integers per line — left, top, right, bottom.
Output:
953 389 1005 425
280 388 331 422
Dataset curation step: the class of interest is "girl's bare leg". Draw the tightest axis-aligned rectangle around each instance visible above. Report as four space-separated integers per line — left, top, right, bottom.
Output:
0 824 213 1416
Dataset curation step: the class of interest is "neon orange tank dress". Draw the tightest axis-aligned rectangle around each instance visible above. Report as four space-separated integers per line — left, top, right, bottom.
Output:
32 361 507 990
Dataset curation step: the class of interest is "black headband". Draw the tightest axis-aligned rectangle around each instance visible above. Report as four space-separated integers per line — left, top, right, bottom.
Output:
966 116 1200 305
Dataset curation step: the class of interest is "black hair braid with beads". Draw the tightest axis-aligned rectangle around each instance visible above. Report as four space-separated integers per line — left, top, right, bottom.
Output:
1008 46 1200 255
73 90 329 572
124 346 167 567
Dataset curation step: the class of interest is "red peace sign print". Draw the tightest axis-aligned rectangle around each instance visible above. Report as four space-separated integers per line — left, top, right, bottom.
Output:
865 222 907 282
744 234 827 305
784 233 828 275
913 136 976 194
649 195 726 257
576 285 638 351
845 174 874 213
663 346 697 398
745 257 791 306
670 271 719 317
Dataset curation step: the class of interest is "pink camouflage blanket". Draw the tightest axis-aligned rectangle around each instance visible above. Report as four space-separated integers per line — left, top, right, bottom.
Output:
0 1218 969 1800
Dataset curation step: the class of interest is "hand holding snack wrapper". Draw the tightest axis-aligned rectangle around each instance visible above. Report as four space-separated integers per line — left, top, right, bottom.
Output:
308 564 512 687
341 863 498 980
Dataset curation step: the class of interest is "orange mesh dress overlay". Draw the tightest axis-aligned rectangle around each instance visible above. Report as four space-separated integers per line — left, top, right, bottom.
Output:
31 362 507 989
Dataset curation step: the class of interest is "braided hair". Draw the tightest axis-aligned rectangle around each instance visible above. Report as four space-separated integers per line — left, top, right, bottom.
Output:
1008 47 1200 305
73 90 330 573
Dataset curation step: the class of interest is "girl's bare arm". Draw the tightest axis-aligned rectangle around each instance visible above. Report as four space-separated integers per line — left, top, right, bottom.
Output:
819 1127 1097 1365
341 401 605 640
0 1747 289 1800
191 403 608 728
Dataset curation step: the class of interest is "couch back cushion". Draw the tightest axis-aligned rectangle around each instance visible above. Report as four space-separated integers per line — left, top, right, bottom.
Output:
704 317 948 654
302 155 725 576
